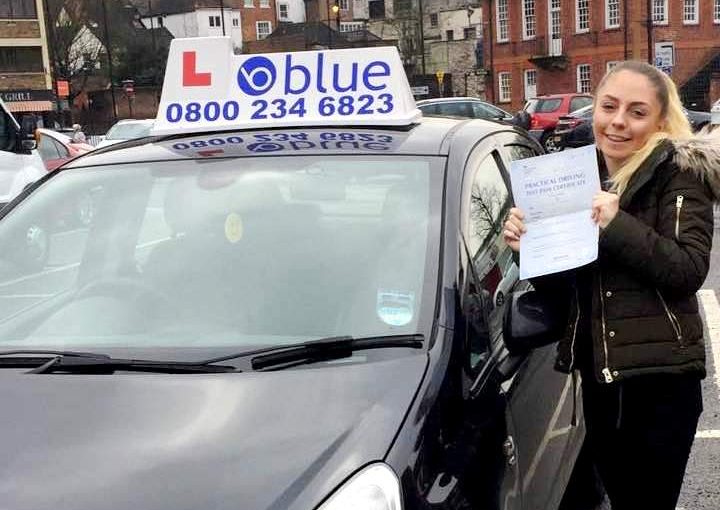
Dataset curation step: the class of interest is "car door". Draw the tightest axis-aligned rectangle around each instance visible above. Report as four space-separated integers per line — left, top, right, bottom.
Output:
496 134 583 510
0 104 45 204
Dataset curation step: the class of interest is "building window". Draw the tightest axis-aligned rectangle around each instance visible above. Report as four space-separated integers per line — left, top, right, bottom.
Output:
256 20 271 39
278 3 288 19
0 47 43 73
522 0 536 39
577 64 591 93
524 69 537 100
498 72 511 103
605 0 620 28
715 0 720 23
244 0 254 7
576 0 589 32
464 27 476 39
260 0 269 7
209 15 221 27
369 0 385 20
496 0 509 42
446 29 454 40
0 0 37 18
340 0 349 10
549 0 562 55
652 0 668 24
232 16 239 26
606 60 620 72
683 0 699 24
429 13 438 27
157 16 164 27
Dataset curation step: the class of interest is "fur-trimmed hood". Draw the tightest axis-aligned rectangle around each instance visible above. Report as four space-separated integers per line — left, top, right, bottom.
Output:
672 127 720 201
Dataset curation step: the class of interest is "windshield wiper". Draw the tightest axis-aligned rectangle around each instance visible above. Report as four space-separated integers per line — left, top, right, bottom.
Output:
200 334 425 371
0 350 236 374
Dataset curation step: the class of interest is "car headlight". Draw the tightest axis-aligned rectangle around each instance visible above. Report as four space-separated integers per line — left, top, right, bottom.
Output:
317 463 402 510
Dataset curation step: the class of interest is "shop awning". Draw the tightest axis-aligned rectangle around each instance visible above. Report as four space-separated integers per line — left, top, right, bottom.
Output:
4 100 54 112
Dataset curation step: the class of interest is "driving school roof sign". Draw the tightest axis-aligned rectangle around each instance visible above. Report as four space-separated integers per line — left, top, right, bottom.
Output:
152 37 421 135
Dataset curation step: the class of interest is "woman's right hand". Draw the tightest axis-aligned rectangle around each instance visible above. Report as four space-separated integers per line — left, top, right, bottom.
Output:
503 207 527 252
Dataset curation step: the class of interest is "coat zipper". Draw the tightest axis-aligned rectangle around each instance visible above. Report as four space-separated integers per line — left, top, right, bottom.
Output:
675 195 684 240
599 272 614 383
656 289 683 344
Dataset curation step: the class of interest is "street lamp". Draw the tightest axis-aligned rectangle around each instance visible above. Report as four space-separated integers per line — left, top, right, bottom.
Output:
331 2 340 32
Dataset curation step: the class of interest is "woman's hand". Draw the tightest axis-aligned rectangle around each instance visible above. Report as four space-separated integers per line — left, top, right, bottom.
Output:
503 207 526 252
592 191 620 229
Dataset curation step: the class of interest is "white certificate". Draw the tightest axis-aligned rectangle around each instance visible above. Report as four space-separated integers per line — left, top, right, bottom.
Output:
509 144 601 280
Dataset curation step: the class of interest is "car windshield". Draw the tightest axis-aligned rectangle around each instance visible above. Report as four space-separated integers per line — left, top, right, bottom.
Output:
0 155 442 360
535 99 562 113
105 122 153 140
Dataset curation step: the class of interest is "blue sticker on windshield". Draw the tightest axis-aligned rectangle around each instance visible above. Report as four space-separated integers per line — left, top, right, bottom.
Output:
376 290 414 326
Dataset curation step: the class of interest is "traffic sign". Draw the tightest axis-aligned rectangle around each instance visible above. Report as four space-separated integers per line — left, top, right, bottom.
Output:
56 80 69 98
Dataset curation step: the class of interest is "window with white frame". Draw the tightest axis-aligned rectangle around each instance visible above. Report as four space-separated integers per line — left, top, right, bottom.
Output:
652 0 668 24
278 3 288 19
524 69 537 100
683 0 699 24
256 20 271 39
340 0 349 10
244 0 253 7
496 0 509 42
606 60 620 72
498 72 511 103
715 0 720 23
522 0 536 39
577 64 591 93
605 0 620 29
260 0 269 7
576 0 589 32
340 21 364 32
209 15 221 27
430 13 438 27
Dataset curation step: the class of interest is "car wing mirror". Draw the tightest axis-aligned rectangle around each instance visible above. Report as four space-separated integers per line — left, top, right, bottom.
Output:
16 130 36 152
502 290 568 355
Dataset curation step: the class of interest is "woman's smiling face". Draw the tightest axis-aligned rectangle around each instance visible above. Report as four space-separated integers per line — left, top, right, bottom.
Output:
593 70 666 172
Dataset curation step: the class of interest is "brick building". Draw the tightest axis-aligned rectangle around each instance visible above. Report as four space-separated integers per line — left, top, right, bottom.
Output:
0 0 54 119
479 0 720 112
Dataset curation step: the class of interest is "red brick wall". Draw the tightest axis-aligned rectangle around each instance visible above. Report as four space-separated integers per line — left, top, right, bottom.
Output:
238 0 278 43
481 0 720 112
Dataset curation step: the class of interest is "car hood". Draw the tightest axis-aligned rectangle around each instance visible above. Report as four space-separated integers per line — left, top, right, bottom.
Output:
0 353 427 510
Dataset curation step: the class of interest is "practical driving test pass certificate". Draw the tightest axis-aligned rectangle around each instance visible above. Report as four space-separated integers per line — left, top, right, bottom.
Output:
509 144 601 280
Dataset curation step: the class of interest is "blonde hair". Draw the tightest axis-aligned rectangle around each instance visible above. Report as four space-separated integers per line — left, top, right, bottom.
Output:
594 61 692 195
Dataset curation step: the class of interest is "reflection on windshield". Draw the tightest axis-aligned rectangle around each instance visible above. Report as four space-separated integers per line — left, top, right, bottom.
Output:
0 156 441 358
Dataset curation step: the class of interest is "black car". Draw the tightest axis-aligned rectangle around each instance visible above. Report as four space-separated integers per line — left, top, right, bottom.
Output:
552 104 711 151
0 40 586 510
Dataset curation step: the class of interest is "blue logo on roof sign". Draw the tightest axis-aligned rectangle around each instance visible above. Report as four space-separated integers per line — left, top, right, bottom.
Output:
237 56 277 96
152 37 421 135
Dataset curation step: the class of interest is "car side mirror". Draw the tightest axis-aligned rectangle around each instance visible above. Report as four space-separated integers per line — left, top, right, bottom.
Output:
503 290 567 355
16 130 36 153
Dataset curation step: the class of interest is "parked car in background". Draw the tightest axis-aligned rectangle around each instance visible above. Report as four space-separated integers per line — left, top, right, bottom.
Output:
35 128 94 171
416 97 536 129
553 104 712 151
684 108 711 132
0 98 46 210
551 105 594 152
712 99 720 125
95 119 154 149
523 93 593 151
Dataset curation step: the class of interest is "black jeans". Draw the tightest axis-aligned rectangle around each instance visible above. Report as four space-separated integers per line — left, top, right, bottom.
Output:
581 372 703 510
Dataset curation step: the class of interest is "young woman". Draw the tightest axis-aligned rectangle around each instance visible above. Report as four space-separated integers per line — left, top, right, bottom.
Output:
503 61 720 509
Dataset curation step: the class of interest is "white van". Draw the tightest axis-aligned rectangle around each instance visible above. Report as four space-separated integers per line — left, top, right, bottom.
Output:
0 98 47 208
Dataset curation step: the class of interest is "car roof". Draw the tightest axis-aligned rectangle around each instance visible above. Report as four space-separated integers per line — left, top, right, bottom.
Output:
64 116 520 169
532 93 592 100
417 97 486 105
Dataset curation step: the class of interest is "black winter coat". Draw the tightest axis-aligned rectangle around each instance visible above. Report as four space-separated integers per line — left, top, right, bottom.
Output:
541 134 720 384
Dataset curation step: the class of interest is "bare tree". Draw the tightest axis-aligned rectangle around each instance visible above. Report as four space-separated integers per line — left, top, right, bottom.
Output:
470 184 508 239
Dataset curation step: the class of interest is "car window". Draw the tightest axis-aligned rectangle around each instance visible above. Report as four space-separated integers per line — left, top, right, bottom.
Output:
52 138 69 158
462 151 512 373
105 122 153 140
535 99 562 113
523 99 538 113
0 156 443 357
570 96 593 112
418 103 439 115
437 102 474 118
473 102 505 120
37 136 61 161
575 105 594 119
